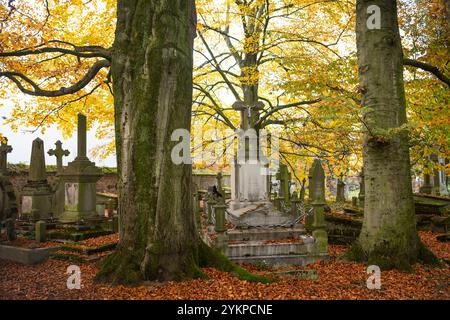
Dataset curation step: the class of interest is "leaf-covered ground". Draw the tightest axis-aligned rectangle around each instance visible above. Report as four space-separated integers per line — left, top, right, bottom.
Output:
0 231 448 300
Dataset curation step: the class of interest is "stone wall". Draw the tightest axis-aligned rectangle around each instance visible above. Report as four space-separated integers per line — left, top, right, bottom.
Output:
8 171 230 196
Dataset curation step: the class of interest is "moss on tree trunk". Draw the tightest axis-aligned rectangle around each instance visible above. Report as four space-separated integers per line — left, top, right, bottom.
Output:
351 0 440 270
95 0 275 285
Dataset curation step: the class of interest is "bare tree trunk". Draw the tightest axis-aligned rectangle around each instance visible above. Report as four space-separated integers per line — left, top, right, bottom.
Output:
97 0 202 283
353 0 437 270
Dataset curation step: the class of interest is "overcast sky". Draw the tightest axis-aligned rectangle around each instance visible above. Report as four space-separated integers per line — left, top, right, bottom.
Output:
0 101 116 167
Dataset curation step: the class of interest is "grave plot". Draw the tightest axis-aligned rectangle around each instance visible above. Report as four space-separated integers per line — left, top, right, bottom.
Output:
198 159 330 267
0 115 119 265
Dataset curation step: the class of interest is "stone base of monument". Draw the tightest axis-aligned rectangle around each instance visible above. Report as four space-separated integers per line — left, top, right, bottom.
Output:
219 201 329 267
0 244 60 265
20 182 53 221
58 211 100 223
226 234 329 267
227 226 307 241
227 200 293 227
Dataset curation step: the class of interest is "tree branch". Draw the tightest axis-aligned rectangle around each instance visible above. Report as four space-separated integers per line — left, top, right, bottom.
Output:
0 59 110 97
403 58 450 87
256 98 321 128
0 42 111 60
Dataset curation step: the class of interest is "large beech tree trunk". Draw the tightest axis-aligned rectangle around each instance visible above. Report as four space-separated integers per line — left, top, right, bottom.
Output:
99 0 201 283
355 0 435 269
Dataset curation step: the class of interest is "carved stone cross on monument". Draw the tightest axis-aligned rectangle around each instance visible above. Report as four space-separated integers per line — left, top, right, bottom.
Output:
0 138 12 175
232 101 265 129
48 140 70 174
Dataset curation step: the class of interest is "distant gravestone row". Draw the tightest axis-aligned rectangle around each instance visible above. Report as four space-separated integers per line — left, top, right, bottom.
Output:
0 114 118 242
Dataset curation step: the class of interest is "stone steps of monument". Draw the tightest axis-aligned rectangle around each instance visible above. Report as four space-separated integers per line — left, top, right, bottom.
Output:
229 253 328 267
226 235 315 258
227 226 306 241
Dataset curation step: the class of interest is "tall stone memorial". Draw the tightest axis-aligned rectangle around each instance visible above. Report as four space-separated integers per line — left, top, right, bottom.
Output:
309 159 328 254
230 101 269 203
0 138 17 222
59 114 102 223
21 138 53 220
227 100 289 227
336 179 346 202
0 138 12 176
276 163 291 204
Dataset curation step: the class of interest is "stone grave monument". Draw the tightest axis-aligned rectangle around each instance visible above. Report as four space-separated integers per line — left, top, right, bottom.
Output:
0 137 17 222
336 179 345 202
0 138 12 175
58 114 103 223
48 140 70 218
20 138 53 220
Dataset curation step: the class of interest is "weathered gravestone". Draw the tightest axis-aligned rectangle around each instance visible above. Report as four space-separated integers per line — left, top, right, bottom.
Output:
291 191 300 217
48 140 70 218
420 173 432 194
309 159 328 253
0 138 12 175
20 138 53 220
35 220 46 242
5 218 16 241
336 179 346 202
276 163 291 205
0 139 17 222
230 100 269 203
299 178 306 202
59 114 103 223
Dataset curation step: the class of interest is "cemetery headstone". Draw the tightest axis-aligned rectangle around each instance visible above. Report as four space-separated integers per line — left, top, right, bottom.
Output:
290 193 300 217
419 173 432 194
20 138 53 220
0 175 18 222
48 140 70 218
0 138 12 176
47 141 70 174
276 164 291 204
336 179 346 202
35 220 47 242
5 218 16 241
310 159 326 205
309 159 328 253
299 178 306 202
59 114 103 223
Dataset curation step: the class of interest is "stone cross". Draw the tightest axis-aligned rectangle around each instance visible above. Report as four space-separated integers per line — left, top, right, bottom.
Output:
0 138 12 175
48 140 70 174
75 113 88 161
276 164 291 203
232 101 265 129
